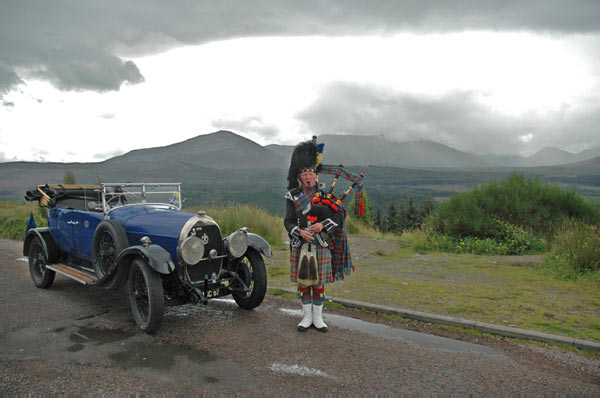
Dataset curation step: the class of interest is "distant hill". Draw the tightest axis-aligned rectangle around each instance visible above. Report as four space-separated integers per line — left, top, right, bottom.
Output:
271 135 489 169
108 130 284 170
560 155 600 170
1 130 599 207
527 147 578 167
478 154 530 167
481 146 600 167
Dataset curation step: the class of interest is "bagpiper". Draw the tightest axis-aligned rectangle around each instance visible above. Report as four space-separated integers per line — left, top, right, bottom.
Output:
284 136 364 332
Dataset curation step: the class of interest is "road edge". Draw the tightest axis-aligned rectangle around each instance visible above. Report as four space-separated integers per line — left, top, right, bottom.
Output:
268 286 600 352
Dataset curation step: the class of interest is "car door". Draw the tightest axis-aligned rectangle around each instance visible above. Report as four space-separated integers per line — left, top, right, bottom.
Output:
72 210 104 261
48 206 76 253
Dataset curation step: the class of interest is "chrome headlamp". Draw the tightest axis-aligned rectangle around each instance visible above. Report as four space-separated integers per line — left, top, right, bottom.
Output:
225 229 248 258
178 236 205 264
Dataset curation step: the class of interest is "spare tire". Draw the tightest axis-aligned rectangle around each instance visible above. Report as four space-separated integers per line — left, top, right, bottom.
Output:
92 220 128 284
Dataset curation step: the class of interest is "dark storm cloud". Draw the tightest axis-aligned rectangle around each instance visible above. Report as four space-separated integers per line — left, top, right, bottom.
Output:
2 0 600 95
212 116 280 140
0 60 23 97
296 82 600 154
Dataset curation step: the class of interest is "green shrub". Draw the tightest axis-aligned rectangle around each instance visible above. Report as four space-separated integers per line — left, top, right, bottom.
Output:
410 217 545 255
545 220 600 275
430 174 600 240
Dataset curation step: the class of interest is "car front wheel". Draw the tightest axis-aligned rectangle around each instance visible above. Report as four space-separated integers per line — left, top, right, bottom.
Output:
127 258 164 334
28 236 55 288
232 248 267 310
92 220 128 286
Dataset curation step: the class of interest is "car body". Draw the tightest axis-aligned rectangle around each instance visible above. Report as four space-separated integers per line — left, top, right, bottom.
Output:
24 183 271 333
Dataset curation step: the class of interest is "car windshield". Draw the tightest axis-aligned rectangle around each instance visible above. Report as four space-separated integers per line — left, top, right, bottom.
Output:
102 183 182 211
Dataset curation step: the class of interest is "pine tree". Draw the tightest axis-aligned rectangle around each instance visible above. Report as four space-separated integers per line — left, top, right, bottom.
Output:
374 207 383 231
63 170 76 185
420 196 436 219
386 201 398 233
405 195 419 230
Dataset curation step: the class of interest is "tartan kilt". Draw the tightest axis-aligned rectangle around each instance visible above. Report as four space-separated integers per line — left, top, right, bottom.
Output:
290 244 333 284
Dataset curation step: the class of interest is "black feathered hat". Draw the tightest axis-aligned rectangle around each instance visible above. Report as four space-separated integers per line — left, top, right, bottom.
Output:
287 140 318 190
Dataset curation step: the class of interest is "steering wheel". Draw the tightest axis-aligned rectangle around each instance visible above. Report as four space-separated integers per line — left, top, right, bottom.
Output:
106 194 125 206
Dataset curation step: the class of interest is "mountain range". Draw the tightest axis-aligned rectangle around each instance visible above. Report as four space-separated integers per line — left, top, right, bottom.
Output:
0 130 598 208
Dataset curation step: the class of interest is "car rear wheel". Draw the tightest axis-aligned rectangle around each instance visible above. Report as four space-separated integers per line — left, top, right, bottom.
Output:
28 236 55 288
127 258 164 334
232 248 267 310
92 220 128 280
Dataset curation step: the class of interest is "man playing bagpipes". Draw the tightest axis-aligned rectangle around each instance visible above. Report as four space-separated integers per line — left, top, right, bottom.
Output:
284 136 365 332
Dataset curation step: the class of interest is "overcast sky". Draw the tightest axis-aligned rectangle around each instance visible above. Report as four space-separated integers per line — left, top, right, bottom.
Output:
1 0 600 162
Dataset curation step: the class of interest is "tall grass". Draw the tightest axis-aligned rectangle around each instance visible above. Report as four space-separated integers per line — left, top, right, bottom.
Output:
345 214 399 240
0 201 47 240
542 220 600 277
186 203 285 248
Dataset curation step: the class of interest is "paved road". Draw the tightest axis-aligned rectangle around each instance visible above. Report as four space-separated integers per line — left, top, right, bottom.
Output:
1 239 598 395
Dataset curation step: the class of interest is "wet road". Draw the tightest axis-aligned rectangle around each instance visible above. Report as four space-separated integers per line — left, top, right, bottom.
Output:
1 239 598 395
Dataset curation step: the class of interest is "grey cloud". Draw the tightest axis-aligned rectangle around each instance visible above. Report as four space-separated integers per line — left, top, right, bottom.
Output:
0 59 23 96
212 116 280 140
32 149 49 162
296 82 600 155
100 113 116 119
93 149 125 161
2 0 600 95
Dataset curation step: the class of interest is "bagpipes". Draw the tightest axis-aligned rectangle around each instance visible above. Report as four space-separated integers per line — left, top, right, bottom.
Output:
315 163 365 217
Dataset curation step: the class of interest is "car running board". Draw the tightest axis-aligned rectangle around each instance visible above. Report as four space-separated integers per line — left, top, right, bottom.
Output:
46 264 97 285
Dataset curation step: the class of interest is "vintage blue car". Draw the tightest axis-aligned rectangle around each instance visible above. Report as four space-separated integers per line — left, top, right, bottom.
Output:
24 183 271 333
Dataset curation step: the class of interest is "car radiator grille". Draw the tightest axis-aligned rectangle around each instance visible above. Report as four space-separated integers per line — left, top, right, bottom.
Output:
185 225 224 284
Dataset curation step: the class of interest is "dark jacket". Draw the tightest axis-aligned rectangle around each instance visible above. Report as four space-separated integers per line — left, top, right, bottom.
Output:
284 188 344 247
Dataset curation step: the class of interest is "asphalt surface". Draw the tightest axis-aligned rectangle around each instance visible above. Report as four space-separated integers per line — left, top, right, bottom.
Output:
1 238 598 395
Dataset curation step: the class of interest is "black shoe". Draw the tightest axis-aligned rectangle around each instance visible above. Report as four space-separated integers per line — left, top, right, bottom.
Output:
297 325 310 332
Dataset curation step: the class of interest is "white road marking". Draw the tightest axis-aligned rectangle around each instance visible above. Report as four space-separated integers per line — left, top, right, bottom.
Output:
269 363 333 378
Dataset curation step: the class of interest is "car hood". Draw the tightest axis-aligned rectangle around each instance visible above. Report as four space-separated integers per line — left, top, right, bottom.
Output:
109 205 196 240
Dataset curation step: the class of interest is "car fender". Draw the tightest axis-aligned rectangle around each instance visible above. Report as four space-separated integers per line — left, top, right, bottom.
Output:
116 245 176 275
23 227 61 262
247 233 272 258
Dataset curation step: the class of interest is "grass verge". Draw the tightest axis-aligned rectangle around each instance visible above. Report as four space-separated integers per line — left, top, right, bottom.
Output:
266 240 600 344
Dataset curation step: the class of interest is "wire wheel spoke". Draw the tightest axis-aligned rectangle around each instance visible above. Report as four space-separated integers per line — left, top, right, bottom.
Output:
32 246 45 277
241 258 254 297
133 271 149 318
97 232 116 273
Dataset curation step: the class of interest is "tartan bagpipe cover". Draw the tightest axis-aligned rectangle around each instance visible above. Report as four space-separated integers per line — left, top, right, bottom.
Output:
318 163 365 279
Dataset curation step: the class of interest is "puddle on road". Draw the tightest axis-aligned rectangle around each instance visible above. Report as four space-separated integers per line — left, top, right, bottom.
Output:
109 341 216 370
62 326 216 371
69 326 134 345
280 308 503 357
